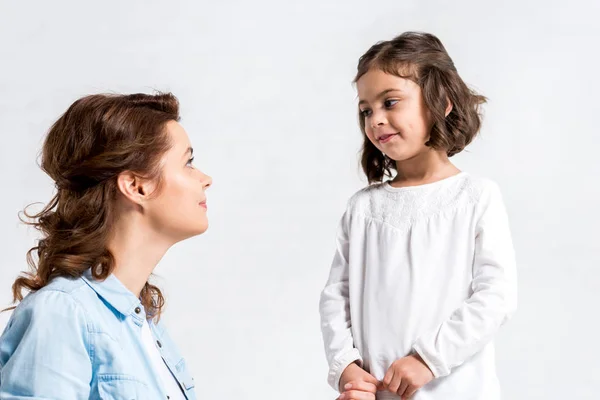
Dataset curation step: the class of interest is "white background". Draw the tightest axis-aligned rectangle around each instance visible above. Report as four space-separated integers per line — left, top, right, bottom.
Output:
1 0 599 398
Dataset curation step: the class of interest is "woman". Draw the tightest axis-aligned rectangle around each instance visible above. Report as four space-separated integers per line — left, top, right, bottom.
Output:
0 92 211 399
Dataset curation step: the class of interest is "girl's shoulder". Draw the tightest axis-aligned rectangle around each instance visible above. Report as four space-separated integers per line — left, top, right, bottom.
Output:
344 173 503 220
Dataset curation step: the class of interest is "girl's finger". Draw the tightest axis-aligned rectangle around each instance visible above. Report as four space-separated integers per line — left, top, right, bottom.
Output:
397 379 410 397
382 368 394 388
343 381 378 394
388 374 402 394
403 385 419 399
340 390 377 400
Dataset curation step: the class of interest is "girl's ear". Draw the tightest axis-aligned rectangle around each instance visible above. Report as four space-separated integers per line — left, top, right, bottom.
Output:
445 98 453 117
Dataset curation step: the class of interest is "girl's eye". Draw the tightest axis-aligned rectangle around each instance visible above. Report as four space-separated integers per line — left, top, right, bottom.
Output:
360 109 372 117
384 99 399 108
186 157 195 167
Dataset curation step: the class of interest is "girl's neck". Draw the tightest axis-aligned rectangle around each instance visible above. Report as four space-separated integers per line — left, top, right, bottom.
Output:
390 150 460 188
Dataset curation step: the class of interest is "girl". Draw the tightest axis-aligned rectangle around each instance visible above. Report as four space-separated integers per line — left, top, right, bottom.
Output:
319 32 517 400
0 93 211 399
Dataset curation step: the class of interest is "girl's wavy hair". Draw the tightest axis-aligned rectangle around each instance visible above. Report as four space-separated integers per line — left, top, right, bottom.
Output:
355 31 487 183
5 92 180 320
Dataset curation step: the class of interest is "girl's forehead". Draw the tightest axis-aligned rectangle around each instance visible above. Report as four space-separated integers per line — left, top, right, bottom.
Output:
357 70 416 97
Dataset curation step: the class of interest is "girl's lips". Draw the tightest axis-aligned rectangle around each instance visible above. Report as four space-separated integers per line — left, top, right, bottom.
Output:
378 133 397 144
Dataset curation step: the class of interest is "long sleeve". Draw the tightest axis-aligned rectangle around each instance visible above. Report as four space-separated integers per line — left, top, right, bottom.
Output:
412 182 518 378
0 290 92 399
319 209 362 392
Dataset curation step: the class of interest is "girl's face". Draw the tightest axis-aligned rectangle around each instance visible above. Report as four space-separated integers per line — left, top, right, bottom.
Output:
357 68 434 162
144 121 212 242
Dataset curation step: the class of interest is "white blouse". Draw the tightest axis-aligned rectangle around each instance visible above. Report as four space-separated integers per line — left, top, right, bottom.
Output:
319 172 517 400
141 319 186 400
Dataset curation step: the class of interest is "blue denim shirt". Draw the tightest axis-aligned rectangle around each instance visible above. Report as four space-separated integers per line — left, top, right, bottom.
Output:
0 269 197 399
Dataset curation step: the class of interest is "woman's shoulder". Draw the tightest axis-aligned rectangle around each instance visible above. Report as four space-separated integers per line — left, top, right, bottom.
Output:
8 275 95 327
2 277 93 346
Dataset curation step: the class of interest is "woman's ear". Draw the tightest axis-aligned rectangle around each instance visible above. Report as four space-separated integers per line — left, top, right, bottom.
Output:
116 171 152 207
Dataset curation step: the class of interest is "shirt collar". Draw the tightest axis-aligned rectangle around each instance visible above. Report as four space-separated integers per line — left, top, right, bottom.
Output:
81 268 143 319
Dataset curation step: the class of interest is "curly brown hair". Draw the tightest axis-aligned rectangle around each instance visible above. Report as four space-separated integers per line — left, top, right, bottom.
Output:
5 92 180 320
355 31 487 183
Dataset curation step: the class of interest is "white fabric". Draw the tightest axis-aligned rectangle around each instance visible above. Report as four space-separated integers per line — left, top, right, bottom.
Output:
141 319 186 400
319 172 517 400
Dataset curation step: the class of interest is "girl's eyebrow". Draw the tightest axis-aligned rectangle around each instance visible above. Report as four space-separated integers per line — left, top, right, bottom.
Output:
358 88 403 105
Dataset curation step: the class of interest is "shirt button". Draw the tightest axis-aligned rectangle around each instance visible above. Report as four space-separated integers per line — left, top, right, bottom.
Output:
135 307 141 314
157 340 162 348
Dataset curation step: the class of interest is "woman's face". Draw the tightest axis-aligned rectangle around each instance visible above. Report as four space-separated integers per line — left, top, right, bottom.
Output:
144 121 212 242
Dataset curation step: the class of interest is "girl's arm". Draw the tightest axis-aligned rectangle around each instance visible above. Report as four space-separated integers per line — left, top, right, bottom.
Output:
412 181 518 378
319 209 363 391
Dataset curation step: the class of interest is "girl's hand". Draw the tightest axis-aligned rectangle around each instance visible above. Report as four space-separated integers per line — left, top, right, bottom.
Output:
338 362 382 400
382 354 434 399
338 380 380 400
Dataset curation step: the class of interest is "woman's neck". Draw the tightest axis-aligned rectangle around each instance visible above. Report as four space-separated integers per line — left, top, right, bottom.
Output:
107 213 172 298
